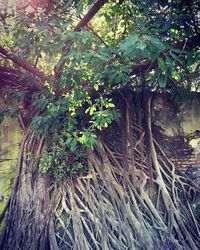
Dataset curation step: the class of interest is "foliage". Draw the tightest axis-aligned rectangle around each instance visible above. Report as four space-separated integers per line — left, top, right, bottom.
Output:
39 137 85 181
33 90 120 179
1 1 200 250
0 0 199 180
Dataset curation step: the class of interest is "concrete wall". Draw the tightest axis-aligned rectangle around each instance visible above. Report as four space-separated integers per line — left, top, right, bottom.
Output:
153 94 200 185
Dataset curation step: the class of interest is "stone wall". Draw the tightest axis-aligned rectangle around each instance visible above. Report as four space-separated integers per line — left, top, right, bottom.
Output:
153 93 200 185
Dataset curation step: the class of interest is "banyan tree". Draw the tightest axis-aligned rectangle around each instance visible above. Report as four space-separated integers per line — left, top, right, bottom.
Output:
0 0 200 249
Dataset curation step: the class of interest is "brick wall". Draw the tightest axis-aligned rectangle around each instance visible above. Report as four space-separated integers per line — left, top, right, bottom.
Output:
170 149 200 185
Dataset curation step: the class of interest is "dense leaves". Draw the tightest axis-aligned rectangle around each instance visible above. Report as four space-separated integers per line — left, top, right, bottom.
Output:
0 0 199 179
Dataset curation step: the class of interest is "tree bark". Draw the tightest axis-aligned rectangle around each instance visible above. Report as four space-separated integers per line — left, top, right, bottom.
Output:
0 128 51 250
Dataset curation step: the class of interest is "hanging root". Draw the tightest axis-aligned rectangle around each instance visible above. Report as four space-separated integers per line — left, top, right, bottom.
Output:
1 93 200 250
52 93 200 250
0 127 52 250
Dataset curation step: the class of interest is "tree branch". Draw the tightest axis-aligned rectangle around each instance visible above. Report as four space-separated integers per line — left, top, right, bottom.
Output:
0 46 48 88
0 1 106 93
0 66 22 76
74 0 105 32
131 60 156 75
0 69 42 91
54 0 106 95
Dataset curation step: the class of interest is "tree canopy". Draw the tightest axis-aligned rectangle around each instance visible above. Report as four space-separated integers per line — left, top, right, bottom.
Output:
0 2 200 249
1 0 199 178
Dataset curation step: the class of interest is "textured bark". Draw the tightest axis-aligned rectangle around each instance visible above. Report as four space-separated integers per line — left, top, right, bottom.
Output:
1 93 200 250
0 46 47 85
0 128 50 250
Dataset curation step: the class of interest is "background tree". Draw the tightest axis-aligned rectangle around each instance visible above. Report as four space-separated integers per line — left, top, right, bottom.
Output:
0 0 200 249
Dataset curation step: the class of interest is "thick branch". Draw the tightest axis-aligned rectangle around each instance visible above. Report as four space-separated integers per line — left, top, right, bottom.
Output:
0 66 22 76
74 0 105 32
0 70 42 91
0 1 106 94
0 46 47 87
131 60 156 75
54 0 106 93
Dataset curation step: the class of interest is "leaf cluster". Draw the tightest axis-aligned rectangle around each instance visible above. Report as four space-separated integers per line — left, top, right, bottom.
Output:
1 0 199 180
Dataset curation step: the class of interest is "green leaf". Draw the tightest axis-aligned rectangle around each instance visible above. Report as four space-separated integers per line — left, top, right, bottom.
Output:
172 71 181 81
70 140 77 152
120 34 140 57
170 52 183 65
159 74 167 88
77 1 84 15
143 35 166 51
186 51 196 66
151 69 160 85
158 58 167 72
136 40 147 50
165 56 174 68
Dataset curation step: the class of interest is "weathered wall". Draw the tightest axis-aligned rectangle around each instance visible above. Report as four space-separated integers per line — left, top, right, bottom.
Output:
153 94 200 136
0 98 22 213
153 94 200 185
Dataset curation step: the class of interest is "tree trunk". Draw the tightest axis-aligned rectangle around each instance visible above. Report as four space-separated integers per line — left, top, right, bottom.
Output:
0 127 51 250
1 93 200 250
